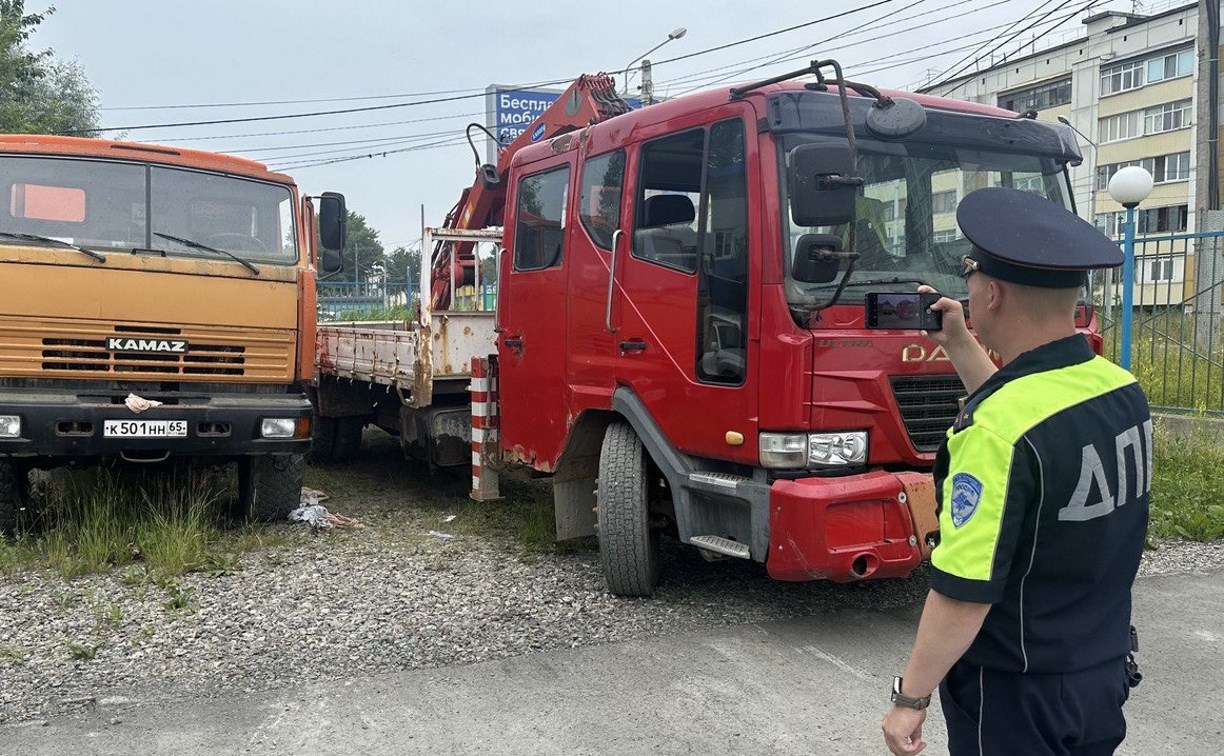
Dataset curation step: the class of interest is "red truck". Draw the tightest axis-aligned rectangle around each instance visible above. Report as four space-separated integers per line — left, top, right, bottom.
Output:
314 61 1099 596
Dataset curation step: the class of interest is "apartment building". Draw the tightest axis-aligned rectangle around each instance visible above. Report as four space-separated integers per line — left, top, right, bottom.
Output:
920 2 1215 307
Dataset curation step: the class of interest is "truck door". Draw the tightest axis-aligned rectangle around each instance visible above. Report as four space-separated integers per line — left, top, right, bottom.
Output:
497 158 574 467
613 116 758 464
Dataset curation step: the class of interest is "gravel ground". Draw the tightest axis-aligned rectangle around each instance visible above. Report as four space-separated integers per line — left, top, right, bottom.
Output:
2 435 1221 724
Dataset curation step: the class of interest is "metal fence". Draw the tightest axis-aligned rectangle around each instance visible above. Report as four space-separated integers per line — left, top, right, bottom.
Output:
316 281 413 321
1092 230 1224 415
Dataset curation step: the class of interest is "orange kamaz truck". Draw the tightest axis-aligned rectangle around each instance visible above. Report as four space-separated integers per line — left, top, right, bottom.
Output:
0 135 346 532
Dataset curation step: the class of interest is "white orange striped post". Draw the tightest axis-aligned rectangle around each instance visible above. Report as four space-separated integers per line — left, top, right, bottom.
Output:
469 356 502 501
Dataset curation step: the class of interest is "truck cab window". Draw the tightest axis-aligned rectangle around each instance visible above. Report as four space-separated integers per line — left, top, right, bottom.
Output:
697 118 748 385
633 128 703 274
578 150 625 250
512 164 570 271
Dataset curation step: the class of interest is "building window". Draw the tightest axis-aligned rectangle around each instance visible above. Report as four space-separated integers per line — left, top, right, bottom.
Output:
1146 49 1194 85
1096 206 1188 236
1136 204 1188 234
1100 59 1145 96
998 77 1071 112
1162 151 1192 181
1097 151 1192 189
1143 99 1192 134
1141 255 1185 284
933 229 958 243
932 190 957 214
1099 111 1141 143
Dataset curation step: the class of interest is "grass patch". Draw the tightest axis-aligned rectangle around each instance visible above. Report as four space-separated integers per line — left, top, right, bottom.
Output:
332 305 414 322
0 465 276 580
0 645 27 666
1099 310 1224 412
1150 422 1224 541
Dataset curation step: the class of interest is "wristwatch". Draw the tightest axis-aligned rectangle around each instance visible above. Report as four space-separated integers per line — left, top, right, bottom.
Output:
891 676 932 710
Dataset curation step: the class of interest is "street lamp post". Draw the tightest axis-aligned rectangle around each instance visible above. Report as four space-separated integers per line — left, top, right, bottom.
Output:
1107 166 1155 371
624 27 687 102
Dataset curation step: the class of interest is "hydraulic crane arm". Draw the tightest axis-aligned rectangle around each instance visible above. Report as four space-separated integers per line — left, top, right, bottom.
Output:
430 73 631 310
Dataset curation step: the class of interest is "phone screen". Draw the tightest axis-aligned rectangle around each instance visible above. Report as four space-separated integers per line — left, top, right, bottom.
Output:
866 292 942 330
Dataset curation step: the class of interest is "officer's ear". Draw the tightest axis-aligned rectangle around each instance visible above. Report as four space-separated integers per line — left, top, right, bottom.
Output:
986 279 1006 313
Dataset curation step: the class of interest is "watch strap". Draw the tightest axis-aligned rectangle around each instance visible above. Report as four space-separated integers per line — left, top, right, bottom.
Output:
891 676 932 710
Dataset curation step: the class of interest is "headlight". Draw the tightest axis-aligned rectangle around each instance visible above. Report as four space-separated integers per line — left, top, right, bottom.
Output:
759 432 808 469
0 415 20 439
809 431 869 467
260 418 298 439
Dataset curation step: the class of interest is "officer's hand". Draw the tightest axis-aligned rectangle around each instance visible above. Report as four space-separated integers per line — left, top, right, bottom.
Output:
916 285 970 347
881 705 927 755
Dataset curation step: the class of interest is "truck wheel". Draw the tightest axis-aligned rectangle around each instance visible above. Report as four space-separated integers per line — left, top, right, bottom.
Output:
0 459 30 536
332 416 364 463
233 454 305 523
307 416 339 465
597 422 660 597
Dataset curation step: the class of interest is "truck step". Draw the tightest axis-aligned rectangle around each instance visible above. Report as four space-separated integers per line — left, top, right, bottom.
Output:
686 471 752 493
690 535 751 560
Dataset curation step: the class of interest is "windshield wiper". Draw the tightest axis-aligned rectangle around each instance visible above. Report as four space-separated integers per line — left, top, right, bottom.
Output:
0 231 106 263
153 232 260 276
810 277 929 290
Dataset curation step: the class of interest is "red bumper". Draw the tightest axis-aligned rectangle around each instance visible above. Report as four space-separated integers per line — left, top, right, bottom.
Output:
766 470 939 582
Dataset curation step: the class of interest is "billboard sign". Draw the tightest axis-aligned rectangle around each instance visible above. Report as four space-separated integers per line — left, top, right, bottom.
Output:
485 85 640 163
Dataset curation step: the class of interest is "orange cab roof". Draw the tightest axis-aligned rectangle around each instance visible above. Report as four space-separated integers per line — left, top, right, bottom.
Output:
0 134 295 184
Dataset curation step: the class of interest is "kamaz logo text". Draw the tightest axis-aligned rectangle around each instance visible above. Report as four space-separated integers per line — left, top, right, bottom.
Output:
105 337 188 354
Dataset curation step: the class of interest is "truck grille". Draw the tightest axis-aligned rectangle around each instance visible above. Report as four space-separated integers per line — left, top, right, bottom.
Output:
891 375 966 453
43 335 245 376
0 319 294 382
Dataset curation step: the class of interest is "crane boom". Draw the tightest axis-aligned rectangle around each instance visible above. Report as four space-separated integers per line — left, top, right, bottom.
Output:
430 73 631 309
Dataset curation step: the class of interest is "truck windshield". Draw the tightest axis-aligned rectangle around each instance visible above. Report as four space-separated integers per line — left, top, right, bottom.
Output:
0 155 297 265
779 135 1072 307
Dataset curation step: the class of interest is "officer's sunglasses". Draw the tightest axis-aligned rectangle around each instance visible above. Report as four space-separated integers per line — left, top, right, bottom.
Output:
959 255 980 279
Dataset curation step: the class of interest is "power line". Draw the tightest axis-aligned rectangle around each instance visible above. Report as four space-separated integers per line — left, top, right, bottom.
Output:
666 0 1013 95
101 87 489 112
923 0 1061 89
929 0 1097 89
70 2 897 136
268 136 470 172
143 111 484 145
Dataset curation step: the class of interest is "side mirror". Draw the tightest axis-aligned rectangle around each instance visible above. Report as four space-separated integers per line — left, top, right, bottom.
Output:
791 233 843 284
318 192 347 275
788 143 858 227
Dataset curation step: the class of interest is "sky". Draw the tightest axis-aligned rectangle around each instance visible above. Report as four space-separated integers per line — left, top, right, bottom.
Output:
30 0 1134 253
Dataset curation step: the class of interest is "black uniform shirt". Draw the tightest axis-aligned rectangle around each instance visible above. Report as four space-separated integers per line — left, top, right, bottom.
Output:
931 335 1151 673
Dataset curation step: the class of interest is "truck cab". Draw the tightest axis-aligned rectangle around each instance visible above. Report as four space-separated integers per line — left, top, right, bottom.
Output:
0 136 345 533
493 79 1089 594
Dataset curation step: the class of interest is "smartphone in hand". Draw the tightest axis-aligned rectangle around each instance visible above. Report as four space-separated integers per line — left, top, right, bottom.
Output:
865 292 943 331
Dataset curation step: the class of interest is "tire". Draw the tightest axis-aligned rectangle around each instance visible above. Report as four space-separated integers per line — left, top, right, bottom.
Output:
233 454 305 523
307 416 339 465
332 416 364 463
597 422 661 597
0 459 30 537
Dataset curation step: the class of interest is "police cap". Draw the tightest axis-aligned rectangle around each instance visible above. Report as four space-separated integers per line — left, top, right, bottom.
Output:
956 187 1123 289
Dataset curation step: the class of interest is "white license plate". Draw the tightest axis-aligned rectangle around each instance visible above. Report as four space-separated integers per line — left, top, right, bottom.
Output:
103 419 189 438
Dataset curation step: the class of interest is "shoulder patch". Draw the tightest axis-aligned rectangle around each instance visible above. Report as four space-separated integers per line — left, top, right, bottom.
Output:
950 472 984 528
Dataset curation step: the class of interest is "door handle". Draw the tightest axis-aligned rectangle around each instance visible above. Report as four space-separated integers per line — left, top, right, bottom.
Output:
502 336 523 351
605 229 623 334
619 339 647 353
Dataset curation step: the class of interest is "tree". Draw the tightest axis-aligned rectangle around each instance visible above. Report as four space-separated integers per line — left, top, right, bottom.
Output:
379 244 421 285
0 2 100 134
339 211 384 283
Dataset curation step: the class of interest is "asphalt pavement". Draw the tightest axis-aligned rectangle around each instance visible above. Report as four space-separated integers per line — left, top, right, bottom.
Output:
3 569 1220 755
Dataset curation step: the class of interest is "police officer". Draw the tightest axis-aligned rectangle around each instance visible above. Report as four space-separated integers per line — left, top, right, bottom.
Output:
881 187 1150 755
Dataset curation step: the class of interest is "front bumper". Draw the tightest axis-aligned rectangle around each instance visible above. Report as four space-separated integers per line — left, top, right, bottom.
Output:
766 470 938 582
0 387 311 458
